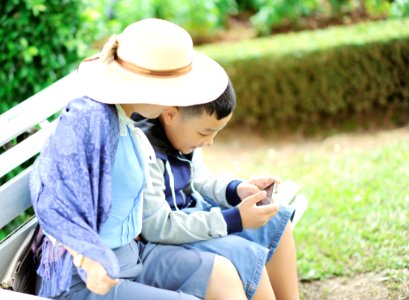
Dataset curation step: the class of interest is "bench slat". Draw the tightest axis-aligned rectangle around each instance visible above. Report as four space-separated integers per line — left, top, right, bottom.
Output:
0 72 79 146
0 169 32 229
0 122 57 178
0 289 49 300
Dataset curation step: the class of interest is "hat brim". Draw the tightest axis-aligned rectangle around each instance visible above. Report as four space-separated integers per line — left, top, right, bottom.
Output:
77 52 228 106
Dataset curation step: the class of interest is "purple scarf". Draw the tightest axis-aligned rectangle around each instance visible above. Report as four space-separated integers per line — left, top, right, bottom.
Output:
30 97 120 297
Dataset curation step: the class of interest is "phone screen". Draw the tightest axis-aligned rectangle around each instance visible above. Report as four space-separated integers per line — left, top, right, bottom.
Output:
257 183 275 206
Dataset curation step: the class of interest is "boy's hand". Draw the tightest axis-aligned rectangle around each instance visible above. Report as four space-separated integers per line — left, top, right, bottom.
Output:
237 191 279 229
237 176 281 200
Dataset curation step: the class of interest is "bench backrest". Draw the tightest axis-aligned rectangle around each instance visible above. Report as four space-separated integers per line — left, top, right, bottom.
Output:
0 72 80 278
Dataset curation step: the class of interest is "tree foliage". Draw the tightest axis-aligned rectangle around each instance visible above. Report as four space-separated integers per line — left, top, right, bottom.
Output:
0 0 97 114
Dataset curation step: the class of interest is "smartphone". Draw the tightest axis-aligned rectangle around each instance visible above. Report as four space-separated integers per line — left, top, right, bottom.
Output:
257 183 276 206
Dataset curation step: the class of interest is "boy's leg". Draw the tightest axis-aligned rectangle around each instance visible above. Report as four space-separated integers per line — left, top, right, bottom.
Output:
186 198 299 299
266 222 299 300
206 255 247 300
235 204 294 262
138 241 246 300
251 268 276 300
182 235 269 299
234 205 300 299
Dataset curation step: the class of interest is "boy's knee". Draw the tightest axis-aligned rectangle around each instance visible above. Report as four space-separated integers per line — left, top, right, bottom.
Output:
213 255 239 277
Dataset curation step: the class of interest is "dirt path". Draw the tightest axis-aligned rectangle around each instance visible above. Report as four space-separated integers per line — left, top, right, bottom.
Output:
202 125 409 300
202 125 409 174
300 269 409 300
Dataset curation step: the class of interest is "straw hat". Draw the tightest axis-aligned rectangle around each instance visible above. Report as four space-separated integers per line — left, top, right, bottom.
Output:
78 18 228 106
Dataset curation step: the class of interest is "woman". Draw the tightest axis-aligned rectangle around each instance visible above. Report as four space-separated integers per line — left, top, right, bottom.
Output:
30 18 250 300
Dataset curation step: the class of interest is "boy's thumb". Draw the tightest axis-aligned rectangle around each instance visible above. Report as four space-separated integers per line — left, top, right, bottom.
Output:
246 190 267 205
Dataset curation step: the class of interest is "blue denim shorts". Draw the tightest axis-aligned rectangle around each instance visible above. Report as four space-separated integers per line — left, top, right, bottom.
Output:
55 240 215 300
181 198 295 300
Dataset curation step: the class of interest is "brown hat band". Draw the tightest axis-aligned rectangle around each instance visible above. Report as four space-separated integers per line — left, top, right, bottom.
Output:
82 54 192 78
115 54 192 78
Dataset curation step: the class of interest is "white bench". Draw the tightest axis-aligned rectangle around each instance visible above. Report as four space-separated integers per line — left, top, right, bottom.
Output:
0 72 307 299
0 72 79 299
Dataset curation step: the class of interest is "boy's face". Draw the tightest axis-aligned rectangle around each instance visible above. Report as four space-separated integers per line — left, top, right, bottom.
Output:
160 107 232 154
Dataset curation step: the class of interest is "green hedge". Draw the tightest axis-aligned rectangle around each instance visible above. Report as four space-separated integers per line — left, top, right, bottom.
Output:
199 19 409 130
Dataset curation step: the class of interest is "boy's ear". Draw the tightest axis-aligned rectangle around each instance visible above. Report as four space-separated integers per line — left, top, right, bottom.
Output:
161 107 179 124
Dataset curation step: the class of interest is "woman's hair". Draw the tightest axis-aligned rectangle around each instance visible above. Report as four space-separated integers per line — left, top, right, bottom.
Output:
179 80 236 120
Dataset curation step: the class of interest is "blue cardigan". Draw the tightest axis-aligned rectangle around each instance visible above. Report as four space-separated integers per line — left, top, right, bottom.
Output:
30 97 120 297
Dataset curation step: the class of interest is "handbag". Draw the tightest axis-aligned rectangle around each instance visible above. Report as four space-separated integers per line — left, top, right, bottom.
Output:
0 224 40 294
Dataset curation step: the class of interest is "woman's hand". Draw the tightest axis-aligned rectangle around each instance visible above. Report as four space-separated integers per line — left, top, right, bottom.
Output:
80 256 119 295
66 247 119 295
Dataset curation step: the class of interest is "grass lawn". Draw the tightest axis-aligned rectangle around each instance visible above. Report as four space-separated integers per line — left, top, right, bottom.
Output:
290 140 408 280
203 125 409 297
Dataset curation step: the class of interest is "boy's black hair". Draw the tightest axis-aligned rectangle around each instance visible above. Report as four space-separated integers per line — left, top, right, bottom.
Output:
179 80 236 120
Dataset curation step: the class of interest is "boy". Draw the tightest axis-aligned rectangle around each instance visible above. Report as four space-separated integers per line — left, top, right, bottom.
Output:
134 81 300 300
